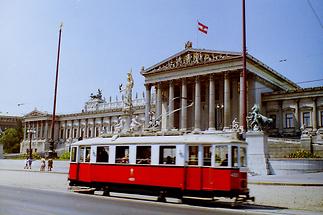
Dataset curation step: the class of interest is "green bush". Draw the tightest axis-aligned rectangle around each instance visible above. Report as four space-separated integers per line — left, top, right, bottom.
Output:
288 150 320 158
59 151 70 160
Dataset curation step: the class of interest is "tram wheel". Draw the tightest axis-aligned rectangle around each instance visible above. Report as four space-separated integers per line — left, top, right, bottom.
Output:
157 191 167 202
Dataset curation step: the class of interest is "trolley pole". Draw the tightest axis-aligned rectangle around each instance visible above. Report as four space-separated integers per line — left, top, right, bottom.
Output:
49 23 63 158
242 0 247 131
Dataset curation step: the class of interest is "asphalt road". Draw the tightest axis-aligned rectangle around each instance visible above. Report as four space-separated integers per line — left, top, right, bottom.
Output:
0 185 258 215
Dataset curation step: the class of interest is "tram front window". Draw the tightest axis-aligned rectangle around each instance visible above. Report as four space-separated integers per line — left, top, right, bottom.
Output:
160 146 176 165
240 147 247 167
215 145 228 167
71 147 77 162
116 146 129 163
96 146 109 163
79 147 85 162
232 146 238 167
85 147 91 162
136 146 151 164
188 146 198 165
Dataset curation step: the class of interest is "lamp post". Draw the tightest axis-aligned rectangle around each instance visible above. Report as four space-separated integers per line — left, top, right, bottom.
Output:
27 129 36 159
216 104 224 130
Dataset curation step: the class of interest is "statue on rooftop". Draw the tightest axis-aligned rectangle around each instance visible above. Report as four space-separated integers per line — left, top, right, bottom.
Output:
119 70 134 109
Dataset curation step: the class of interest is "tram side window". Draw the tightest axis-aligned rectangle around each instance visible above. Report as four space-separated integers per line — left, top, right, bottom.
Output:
188 146 198 165
232 146 238 167
116 146 129 164
79 147 85 162
159 146 176 165
240 147 247 167
215 145 228 167
136 146 151 164
85 147 91 162
96 146 109 163
71 147 77 162
203 145 212 166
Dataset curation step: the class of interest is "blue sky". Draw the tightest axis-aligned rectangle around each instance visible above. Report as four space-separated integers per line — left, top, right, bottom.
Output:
0 0 322 115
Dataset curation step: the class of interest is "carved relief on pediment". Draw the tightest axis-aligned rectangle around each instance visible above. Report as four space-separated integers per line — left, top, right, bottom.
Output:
149 51 234 73
25 110 47 117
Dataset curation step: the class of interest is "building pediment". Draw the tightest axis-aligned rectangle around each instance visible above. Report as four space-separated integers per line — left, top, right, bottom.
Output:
141 45 240 75
24 109 48 118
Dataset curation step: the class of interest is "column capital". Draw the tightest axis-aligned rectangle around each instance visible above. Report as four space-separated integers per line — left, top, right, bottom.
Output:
144 83 151 89
195 76 200 83
224 71 230 79
209 74 214 81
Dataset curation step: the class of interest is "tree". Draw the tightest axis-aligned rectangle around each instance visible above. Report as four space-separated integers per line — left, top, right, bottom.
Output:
0 124 23 153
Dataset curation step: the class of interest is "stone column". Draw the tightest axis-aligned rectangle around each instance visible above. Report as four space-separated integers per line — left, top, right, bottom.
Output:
168 80 174 130
144 84 151 128
239 72 244 126
93 119 96 137
180 78 187 131
63 121 67 140
295 100 300 133
194 76 201 132
278 101 283 135
156 83 162 126
224 73 231 128
40 121 43 139
36 122 39 140
313 98 317 131
208 75 216 131
44 121 48 140
23 122 27 140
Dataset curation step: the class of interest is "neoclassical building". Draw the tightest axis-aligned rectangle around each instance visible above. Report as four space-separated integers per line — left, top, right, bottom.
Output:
20 42 323 155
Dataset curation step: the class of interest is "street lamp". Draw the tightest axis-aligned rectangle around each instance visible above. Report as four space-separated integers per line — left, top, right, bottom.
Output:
27 129 36 159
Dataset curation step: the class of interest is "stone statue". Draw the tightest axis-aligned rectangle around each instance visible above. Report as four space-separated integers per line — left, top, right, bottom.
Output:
90 88 103 100
247 104 273 131
185 41 192 49
232 118 240 130
119 70 134 109
114 117 125 134
130 116 142 132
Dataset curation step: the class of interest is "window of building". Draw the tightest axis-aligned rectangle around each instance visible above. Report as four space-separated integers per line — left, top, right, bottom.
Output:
67 129 70 139
303 112 311 127
203 145 212 166
74 129 77 138
159 146 176 165
88 129 92 138
215 145 228 167
115 146 129 163
188 146 198 165
71 147 77 162
321 111 323 127
60 129 64 139
136 146 151 164
96 146 109 163
96 127 99 137
285 113 294 128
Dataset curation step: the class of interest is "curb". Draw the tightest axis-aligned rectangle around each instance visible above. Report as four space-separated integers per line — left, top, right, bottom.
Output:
248 181 323 186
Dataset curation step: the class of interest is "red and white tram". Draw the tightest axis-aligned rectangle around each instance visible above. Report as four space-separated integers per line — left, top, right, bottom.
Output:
68 134 253 203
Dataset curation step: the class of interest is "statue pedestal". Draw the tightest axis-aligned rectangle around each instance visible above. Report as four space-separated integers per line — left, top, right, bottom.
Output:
246 131 271 175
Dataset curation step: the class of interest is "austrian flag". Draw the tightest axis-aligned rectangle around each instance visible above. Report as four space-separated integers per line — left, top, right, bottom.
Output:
198 22 208 34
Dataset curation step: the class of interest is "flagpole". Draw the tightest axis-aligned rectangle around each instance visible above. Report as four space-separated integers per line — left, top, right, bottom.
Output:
196 19 199 48
242 0 247 131
49 23 63 158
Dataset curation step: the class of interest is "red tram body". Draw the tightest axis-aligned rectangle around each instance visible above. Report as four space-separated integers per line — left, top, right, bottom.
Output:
68 134 252 202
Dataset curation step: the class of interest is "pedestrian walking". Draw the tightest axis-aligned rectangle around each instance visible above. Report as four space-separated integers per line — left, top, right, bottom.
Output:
27 157 32 169
40 157 46 171
24 158 28 169
47 158 53 171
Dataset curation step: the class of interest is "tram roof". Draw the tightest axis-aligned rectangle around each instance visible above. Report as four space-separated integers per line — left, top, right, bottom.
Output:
71 134 246 146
